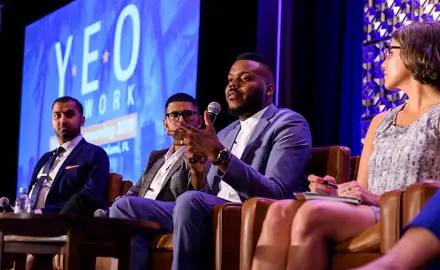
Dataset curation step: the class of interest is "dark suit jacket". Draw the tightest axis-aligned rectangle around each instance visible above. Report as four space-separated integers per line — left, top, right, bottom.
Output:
126 148 191 202
28 138 110 214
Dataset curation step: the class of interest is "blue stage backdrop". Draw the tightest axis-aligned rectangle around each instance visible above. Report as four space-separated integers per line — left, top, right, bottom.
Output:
17 0 200 194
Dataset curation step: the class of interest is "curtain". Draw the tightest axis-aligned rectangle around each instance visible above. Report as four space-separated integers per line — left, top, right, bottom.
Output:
277 0 363 155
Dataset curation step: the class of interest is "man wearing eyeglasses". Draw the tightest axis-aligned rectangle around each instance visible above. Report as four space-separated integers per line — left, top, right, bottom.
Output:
59 93 202 210
124 93 203 201
54 93 204 268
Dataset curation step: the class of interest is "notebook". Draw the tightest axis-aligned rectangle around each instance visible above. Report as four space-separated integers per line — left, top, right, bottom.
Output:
294 192 362 205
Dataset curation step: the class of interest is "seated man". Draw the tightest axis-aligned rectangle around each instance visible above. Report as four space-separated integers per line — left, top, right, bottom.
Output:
26 96 109 269
29 96 109 214
113 52 312 270
354 188 440 270
59 92 203 216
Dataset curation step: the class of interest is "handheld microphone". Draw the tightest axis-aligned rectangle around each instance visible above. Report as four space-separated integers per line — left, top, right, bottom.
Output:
188 102 221 164
0 197 13 212
207 101 221 125
94 208 110 218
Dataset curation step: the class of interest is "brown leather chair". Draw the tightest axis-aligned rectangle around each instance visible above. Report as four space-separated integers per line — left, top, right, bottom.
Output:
139 179 440 270
350 155 360 181
120 179 134 197
52 173 132 270
239 146 351 270
238 152 440 270
331 180 440 269
401 180 440 226
149 200 245 270
150 146 351 270
331 157 439 270
331 189 404 269
237 153 401 270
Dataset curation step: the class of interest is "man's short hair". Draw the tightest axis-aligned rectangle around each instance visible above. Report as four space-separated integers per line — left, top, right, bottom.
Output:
52 96 83 116
235 52 274 79
165 93 199 113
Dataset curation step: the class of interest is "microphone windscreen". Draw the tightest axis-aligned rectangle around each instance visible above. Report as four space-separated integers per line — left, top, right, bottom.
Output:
0 197 13 212
207 101 221 115
94 208 109 218
207 102 221 125
0 197 10 207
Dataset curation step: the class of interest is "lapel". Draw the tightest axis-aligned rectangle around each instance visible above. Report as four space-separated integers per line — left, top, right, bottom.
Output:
240 104 277 162
139 156 165 197
210 123 241 191
223 123 241 151
158 156 184 191
50 139 87 189
28 153 53 189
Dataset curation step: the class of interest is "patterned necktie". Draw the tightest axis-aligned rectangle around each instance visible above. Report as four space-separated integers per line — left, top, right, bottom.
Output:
30 146 65 209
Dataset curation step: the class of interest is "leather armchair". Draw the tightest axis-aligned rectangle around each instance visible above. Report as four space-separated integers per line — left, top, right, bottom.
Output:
331 180 440 269
331 189 404 269
239 150 440 270
52 173 132 270
150 146 351 270
350 156 360 181
149 201 245 270
401 180 440 226
239 146 351 270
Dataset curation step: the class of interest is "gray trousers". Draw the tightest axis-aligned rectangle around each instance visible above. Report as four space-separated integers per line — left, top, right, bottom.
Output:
109 191 228 270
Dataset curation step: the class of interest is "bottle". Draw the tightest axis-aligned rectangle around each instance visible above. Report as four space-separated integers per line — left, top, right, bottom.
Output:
14 187 32 214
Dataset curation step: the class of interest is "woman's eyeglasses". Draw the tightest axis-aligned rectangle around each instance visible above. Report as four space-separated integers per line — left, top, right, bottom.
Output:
383 45 401 59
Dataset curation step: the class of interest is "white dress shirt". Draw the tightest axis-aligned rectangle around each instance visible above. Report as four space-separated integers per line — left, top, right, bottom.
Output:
144 146 186 200
217 106 269 202
29 134 84 210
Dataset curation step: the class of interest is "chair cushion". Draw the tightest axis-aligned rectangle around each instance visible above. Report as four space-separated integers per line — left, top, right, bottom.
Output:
334 223 380 253
151 234 173 251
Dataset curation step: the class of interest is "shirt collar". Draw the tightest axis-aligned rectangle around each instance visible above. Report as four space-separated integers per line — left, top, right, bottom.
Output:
59 134 83 153
164 146 186 162
239 105 270 132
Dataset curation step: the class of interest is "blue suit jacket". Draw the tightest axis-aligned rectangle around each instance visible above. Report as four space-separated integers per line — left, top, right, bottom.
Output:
28 138 110 213
207 104 312 200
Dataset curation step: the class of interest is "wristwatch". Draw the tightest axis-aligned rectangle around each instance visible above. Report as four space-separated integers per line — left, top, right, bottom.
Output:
213 148 232 165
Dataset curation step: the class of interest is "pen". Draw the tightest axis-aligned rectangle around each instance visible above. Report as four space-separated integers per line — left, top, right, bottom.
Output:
318 178 338 189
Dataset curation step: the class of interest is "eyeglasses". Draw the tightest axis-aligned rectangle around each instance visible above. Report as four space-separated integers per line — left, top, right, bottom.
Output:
383 45 401 59
166 110 198 122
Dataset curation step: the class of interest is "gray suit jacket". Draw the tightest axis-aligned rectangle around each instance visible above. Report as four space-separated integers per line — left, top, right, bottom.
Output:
126 148 191 202
207 104 312 201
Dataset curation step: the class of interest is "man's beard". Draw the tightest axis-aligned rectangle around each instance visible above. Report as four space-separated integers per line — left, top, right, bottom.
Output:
59 130 80 141
227 93 265 117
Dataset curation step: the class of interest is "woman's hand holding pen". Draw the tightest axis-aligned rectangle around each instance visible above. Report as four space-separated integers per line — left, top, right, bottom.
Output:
308 174 338 196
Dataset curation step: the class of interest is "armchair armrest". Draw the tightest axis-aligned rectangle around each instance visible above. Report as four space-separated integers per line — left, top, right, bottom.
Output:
212 202 243 270
240 198 305 270
402 180 440 227
120 180 133 196
105 173 123 202
334 223 380 253
240 197 275 270
378 189 405 252
332 190 404 254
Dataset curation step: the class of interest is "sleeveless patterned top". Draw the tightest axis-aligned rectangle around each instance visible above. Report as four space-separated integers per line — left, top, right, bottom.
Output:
368 103 440 195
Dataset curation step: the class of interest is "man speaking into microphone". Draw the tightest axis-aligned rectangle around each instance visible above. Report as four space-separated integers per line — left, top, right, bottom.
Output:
115 52 312 270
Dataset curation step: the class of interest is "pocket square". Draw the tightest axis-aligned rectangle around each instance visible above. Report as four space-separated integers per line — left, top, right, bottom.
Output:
66 165 80 169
